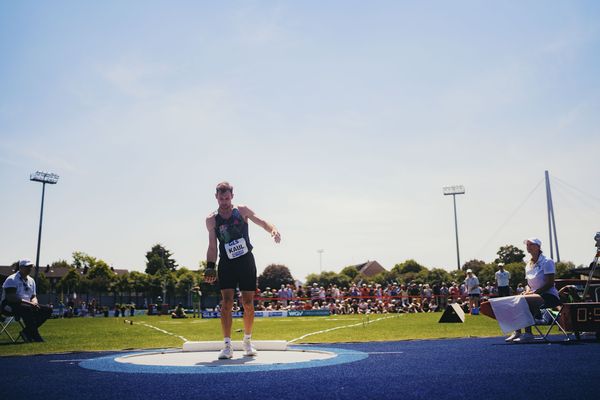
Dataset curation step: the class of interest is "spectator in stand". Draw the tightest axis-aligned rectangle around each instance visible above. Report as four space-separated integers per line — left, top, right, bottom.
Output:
360 284 369 300
262 287 273 307
375 285 383 301
358 299 369 314
464 269 481 312
495 263 511 297
429 299 438 312
318 286 327 305
277 285 287 307
516 283 525 295
449 282 460 303
296 285 305 301
422 299 431 312
422 284 433 302
432 283 441 309
456 298 470 313
350 284 360 299
310 283 320 303
407 298 422 313
408 282 420 304
171 303 187 318
439 283 449 310
350 299 359 314
400 284 409 306
389 284 399 301
459 282 468 299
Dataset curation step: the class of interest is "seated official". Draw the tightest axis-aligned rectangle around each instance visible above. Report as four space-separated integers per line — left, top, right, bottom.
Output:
505 238 561 343
1 260 52 342
171 303 187 319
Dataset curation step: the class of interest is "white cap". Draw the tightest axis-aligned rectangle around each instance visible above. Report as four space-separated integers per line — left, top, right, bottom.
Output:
523 237 542 247
18 259 34 268
466 269 473 273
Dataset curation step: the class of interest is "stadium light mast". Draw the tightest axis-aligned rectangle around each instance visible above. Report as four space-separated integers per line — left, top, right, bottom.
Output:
317 249 324 273
443 185 465 271
30 171 59 283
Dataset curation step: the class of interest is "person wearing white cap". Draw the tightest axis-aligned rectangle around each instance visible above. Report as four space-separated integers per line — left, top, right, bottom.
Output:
464 269 481 313
505 237 561 343
1 259 53 342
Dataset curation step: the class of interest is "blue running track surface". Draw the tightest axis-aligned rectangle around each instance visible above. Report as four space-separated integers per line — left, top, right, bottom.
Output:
4 337 599 400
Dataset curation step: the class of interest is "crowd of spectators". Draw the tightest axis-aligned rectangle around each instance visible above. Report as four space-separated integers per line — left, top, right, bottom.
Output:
250 280 509 314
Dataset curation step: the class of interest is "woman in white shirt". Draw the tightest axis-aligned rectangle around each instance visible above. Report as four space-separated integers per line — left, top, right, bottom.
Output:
506 237 561 343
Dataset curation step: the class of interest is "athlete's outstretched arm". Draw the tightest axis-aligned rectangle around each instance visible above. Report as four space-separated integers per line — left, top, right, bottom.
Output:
205 215 218 283
240 205 281 243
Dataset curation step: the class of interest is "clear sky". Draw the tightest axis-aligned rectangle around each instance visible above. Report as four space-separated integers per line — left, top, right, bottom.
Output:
1 1 599 280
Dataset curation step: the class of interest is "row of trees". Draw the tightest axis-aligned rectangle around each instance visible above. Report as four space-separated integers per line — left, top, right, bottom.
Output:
23 243 578 306
301 245 576 290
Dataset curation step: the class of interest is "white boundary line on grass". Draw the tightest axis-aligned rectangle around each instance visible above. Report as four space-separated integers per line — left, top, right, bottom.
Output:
289 315 396 343
135 321 189 342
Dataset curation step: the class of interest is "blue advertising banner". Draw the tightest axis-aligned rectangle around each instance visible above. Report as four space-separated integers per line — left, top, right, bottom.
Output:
287 310 330 317
201 310 288 319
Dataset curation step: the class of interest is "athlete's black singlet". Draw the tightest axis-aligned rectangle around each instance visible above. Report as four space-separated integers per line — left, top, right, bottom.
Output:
215 207 253 260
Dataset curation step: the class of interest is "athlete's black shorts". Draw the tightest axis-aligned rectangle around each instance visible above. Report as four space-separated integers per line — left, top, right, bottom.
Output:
218 252 257 291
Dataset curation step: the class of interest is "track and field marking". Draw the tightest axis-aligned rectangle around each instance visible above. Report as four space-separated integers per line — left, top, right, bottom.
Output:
136 321 188 342
289 315 396 343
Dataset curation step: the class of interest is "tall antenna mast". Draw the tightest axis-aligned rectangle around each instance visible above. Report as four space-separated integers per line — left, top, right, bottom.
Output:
545 170 560 261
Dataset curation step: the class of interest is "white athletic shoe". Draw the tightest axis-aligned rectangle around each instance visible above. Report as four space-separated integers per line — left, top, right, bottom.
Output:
218 345 233 359
243 340 257 357
513 332 535 343
505 331 521 342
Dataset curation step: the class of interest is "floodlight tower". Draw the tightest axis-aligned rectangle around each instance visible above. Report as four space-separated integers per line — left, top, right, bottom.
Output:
317 249 324 273
30 171 59 282
443 185 465 271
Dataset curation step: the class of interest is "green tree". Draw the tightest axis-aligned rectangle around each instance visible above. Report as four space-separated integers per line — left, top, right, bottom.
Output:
51 259 71 269
495 245 526 264
113 272 132 303
504 262 526 288
476 264 497 286
555 261 576 279
84 262 116 305
176 270 197 302
56 268 82 296
391 259 426 275
462 259 486 275
129 271 149 305
145 244 178 274
339 266 359 280
37 272 51 294
258 264 294 291
304 271 351 288
72 251 99 270
426 268 452 285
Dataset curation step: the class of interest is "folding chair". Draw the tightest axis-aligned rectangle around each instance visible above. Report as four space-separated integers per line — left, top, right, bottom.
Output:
0 310 27 343
533 304 571 342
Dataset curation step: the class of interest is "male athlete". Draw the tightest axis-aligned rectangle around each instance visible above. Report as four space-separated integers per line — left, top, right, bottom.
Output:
204 181 281 359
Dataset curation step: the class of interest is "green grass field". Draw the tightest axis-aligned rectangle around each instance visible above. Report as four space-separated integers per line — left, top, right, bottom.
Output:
0 313 510 357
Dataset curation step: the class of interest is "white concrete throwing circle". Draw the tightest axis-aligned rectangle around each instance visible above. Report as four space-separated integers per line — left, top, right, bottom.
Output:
116 349 335 367
79 346 368 374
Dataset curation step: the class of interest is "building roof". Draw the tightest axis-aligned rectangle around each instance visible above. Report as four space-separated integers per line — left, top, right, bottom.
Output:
353 260 386 277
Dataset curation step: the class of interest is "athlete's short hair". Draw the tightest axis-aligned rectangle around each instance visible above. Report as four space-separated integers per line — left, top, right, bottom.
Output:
216 181 233 194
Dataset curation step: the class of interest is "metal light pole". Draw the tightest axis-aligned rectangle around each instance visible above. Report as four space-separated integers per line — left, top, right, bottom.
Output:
443 185 465 271
317 249 324 273
30 171 59 283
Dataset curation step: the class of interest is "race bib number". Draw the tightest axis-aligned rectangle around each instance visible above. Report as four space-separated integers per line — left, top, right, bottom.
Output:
225 238 249 259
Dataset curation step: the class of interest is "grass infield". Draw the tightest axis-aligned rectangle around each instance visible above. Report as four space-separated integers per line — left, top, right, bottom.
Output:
1 313 513 357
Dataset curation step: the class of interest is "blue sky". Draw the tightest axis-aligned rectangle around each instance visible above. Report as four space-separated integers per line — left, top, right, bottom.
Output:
1 1 599 280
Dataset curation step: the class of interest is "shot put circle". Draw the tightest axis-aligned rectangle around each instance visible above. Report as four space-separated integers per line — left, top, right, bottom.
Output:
79 346 367 374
